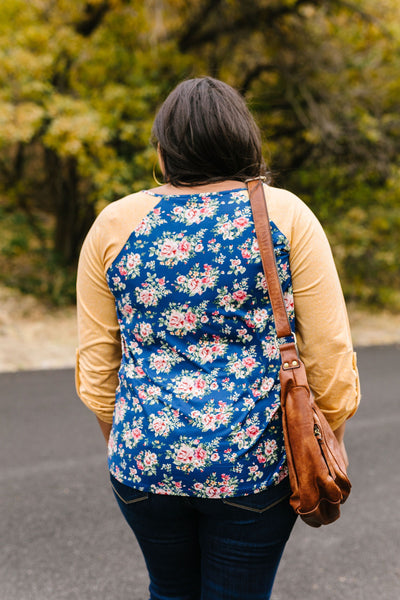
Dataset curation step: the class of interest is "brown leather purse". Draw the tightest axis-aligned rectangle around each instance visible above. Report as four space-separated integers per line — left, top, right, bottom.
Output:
247 178 351 527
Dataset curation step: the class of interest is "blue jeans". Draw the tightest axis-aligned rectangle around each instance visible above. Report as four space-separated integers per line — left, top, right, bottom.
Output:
110 474 297 600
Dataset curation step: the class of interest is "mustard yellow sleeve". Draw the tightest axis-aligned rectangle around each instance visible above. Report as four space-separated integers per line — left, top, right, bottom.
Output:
75 210 121 424
268 186 360 430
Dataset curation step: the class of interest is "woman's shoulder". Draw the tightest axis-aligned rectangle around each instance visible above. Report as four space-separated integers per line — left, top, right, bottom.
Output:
265 184 322 242
96 190 154 223
87 190 162 271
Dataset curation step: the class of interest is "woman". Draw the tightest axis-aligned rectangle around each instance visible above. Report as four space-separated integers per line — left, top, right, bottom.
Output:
76 77 360 599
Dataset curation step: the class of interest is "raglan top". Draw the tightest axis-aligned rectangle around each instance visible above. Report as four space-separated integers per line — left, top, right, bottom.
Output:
76 184 360 498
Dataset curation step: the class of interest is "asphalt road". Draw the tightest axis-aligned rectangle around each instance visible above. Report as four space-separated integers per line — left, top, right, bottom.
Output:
1 345 400 600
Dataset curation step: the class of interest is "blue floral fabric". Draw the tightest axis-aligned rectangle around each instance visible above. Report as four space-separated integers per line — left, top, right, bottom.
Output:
106 188 295 498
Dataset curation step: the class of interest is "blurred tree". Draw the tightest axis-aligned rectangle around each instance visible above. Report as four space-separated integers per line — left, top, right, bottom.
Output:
0 0 399 306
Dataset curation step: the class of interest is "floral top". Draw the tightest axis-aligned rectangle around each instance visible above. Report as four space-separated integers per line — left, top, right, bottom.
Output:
76 184 360 499
105 189 294 497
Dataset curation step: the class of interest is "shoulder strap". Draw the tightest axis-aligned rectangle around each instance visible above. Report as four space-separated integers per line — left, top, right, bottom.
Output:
247 178 292 340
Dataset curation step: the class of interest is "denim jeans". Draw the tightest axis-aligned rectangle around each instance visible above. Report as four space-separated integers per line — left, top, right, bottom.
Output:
110 474 296 600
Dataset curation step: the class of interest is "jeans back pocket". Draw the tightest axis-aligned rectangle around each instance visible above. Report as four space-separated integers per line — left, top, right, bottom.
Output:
110 474 149 505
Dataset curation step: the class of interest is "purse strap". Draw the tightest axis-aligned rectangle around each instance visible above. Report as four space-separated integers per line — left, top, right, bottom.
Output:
247 177 301 369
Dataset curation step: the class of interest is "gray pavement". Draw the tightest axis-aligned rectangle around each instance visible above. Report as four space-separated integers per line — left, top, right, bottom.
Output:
1 345 400 599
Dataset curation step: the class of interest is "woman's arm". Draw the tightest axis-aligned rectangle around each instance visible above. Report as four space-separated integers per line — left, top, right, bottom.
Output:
291 204 360 431
75 210 122 428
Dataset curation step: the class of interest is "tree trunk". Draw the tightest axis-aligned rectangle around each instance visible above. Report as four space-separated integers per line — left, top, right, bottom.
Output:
45 149 95 266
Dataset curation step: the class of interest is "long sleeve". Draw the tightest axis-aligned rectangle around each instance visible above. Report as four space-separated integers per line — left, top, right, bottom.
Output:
268 186 360 430
75 212 121 424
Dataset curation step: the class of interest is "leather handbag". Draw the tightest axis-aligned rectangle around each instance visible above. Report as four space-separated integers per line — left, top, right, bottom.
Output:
247 177 351 527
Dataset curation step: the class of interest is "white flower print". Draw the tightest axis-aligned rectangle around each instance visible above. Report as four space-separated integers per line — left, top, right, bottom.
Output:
226 348 259 379
121 419 144 449
160 302 208 337
134 207 166 236
189 399 233 432
171 196 219 225
148 407 183 437
149 347 183 374
186 335 228 365
175 264 219 296
134 273 171 307
150 231 205 266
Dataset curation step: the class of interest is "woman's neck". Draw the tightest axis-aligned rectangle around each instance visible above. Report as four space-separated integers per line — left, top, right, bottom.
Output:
148 180 244 195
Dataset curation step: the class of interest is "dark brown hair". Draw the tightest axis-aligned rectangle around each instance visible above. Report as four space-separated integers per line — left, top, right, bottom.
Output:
151 77 269 186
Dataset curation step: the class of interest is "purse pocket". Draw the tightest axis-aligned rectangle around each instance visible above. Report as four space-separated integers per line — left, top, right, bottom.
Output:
110 474 149 505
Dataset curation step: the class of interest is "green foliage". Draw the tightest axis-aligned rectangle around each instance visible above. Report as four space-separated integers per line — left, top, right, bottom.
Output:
0 0 399 308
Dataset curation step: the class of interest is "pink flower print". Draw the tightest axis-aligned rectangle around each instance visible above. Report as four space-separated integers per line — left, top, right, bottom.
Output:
143 451 157 467
264 439 277 455
135 366 145 377
233 216 249 229
199 346 213 362
178 239 191 254
168 310 185 329
232 289 247 303
195 243 204 252
188 278 202 294
253 309 268 324
153 208 161 215
152 418 168 435
176 445 195 464
200 315 209 323
132 427 142 440
160 239 179 258
194 447 207 462
118 267 128 276
194 482 204 491
210 381 218 390
246 425 260 438
202 413 216 430
126 253 140 270
260 378 275 393
184 310 197 328
186 208 201 222
176 377 195 397
138 289 155 305
205 486 221 498
195 377 207 391
152 355 168 371
284 292 294 312
241 248 251 260
257 454 267 464
264 341 278 359
211 452 220 462
242 356 256 370
140 323 153 338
